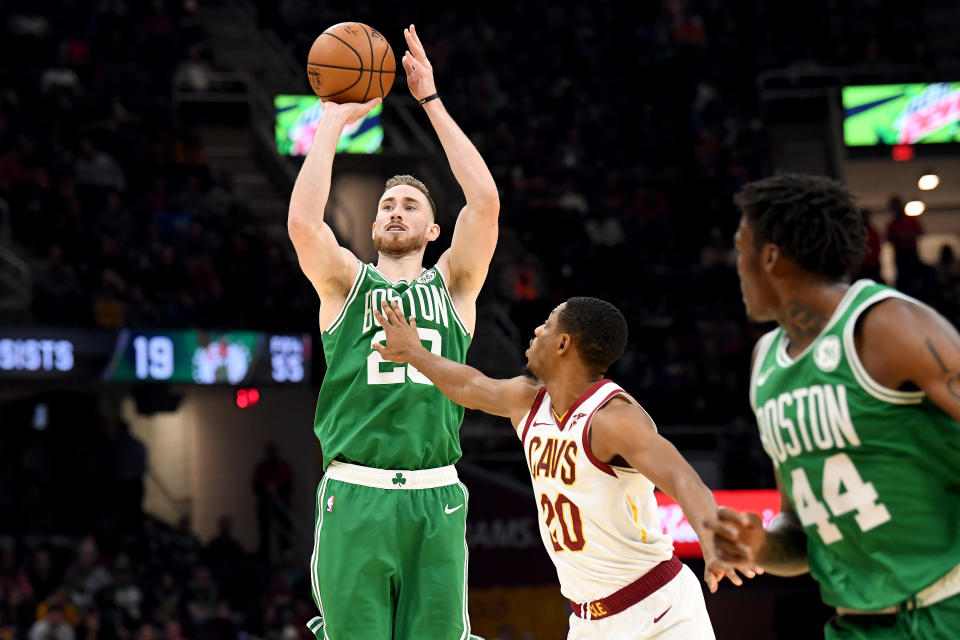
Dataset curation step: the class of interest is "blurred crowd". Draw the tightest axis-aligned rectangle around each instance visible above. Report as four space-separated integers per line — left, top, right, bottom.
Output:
2 0 958 425
277 0 958 424
0 528 313 640
1 1 959 639
0 0 314 331
266 0 958 424
0 2 956 424
0 395 310 640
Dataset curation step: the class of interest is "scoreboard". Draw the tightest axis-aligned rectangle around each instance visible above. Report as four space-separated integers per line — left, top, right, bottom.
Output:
0 328 311 385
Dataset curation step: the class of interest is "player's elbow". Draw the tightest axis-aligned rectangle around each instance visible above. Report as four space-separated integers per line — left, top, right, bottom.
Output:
287 210 305 235
287 212 315 244
452 381 480 411
455 373 489 412
474 190 500 218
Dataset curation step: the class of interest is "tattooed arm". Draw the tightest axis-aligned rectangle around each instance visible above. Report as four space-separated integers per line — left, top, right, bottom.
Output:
855 297 960 422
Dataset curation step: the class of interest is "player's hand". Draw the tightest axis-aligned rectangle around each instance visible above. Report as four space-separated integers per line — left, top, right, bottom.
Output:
705 508 770 568
402 24 437 101
700 510 765 593
372 300 422 363
318 97 381 127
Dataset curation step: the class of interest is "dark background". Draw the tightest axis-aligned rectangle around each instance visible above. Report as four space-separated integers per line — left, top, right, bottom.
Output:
1 0 959 638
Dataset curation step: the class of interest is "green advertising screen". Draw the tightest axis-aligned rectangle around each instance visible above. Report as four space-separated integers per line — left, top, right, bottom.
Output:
275 94 383 155
843 82 960 146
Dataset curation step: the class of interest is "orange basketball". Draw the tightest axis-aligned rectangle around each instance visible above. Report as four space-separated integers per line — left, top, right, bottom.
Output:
307 22 396 103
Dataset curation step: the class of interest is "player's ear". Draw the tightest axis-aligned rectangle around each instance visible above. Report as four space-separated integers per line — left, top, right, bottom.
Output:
557 333 571 355
426 223 440 242
761 242 780 274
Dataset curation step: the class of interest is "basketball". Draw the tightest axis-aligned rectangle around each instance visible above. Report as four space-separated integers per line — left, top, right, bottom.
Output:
307 22 395 103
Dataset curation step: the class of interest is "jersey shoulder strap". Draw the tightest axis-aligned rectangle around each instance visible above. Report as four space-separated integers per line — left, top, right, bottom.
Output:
322 260 367 335
839 282 928 406
749 328 781 411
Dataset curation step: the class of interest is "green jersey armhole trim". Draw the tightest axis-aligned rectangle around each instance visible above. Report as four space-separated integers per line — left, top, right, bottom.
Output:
841 289 926 405
322 262 366 335
433 266 471 337
775 279 874 368
750 329 780 411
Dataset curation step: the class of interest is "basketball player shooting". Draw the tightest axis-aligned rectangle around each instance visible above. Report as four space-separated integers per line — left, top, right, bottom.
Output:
288 24 498 640
710 174 960 639
373 297 759 639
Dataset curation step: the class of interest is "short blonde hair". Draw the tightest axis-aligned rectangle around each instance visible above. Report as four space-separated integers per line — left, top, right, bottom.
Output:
383 175 436 219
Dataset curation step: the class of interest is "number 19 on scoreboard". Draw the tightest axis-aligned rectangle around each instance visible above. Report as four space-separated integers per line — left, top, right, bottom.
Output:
133 335 175 380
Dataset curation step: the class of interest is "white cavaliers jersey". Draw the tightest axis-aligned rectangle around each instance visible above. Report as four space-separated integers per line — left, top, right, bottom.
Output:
517 380 674 602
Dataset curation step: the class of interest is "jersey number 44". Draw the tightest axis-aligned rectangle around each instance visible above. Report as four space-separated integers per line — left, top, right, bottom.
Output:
791 453 891 544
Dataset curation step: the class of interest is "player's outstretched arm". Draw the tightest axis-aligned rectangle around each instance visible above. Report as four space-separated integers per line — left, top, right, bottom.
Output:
287 98 380 298
708 339 809 577
373 301 537 425
402 25 499 303
709 477 809 577
589 401 760 593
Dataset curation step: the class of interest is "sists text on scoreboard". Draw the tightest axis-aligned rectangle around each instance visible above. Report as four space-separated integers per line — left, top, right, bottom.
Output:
0 328 311 385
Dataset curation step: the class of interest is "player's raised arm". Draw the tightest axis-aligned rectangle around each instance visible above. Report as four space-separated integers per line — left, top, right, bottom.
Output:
287 99 380 299
402 25 499 306
373 301 537 425
588 400 761 593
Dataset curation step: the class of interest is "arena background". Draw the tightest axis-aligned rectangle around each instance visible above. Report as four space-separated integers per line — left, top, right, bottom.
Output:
1 1 959 638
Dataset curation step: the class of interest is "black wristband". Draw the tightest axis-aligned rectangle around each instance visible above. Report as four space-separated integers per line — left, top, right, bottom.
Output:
418 93 440 105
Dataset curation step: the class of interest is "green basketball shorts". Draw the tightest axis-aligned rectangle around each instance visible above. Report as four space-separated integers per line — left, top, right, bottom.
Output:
306 461 478 640
826 593 960 640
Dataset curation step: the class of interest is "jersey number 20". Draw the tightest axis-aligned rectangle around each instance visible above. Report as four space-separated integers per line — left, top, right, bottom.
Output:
367 328 442 385
540 493 586 552
791 453 891 544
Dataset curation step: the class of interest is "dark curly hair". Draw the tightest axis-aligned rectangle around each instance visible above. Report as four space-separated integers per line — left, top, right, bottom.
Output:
557 297 628 375
734 174 867 279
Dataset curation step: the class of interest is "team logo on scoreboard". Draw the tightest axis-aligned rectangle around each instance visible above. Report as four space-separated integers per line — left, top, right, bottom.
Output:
191 339 252 384
416 270 436 284
813 335 842 372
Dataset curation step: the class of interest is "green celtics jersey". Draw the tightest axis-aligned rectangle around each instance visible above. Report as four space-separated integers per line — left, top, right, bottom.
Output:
314 262 472 471
750 279 960 610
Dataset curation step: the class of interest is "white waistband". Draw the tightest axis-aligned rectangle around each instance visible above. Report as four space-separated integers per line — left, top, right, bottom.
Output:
837 558 960 615
917 558 960 608
324 461 459 490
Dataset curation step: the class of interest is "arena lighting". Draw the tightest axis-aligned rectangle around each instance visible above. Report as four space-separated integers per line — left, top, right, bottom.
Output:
236 388 261 408
891 144 914 161
905 200 926 216
918 173 940 190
